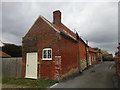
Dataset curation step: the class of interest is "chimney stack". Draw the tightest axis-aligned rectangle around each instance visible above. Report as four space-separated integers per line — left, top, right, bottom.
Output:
53 10 61 24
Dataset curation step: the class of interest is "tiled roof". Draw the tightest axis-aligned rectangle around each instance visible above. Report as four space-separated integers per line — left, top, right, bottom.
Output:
0 50 11 57
56 23 77 39
88 47 96 53
93 48 98 50
3 43 13 45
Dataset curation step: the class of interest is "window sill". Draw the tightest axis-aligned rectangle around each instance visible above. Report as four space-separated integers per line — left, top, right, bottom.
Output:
42 59 52 60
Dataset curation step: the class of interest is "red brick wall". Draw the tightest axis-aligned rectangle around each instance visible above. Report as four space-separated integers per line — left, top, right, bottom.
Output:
78 40 87 70
39 39 61 80
59 35 79 79
22 17 60 80
89 52 97 65
78 40 87 60
114 57 120 76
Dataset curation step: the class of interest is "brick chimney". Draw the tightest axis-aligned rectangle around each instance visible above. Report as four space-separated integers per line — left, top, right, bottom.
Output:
53 10 61 24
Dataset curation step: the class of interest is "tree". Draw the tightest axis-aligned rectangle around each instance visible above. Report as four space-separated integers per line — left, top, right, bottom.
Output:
2 44 22 57
101 50 109 54
101 50 114 61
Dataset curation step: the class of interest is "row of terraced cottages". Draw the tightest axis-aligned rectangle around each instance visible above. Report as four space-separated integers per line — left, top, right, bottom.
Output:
22 10 102 81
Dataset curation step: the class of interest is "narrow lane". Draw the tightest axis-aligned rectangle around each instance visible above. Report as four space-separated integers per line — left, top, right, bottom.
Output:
51 61 115 88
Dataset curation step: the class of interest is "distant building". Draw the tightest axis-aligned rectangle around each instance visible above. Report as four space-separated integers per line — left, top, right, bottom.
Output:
0 50 11 58
0 41 21 57
0 41 11 57
102 54 113 61
93 48 103 62
0 40 13 47
114 43 120 76
88 47 97 65
103 54 113 58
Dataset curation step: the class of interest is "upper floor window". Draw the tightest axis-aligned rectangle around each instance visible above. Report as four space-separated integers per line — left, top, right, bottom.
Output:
42 48 52 60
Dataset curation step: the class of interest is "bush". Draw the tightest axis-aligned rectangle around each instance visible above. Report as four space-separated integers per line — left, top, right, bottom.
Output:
2 44 22 57
102 56 114 61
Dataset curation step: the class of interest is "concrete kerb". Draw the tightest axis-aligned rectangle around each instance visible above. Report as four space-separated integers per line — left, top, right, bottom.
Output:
49 83 58 88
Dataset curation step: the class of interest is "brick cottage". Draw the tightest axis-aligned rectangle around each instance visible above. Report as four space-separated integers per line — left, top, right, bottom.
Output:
22 10 101 81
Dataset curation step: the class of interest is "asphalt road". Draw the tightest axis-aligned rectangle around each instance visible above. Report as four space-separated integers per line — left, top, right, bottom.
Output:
51 61 115 88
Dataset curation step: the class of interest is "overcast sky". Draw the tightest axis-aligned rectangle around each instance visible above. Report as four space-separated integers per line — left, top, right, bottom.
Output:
1 1 119 55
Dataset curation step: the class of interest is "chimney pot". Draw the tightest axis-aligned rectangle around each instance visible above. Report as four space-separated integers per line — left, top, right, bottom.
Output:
53 10 61 24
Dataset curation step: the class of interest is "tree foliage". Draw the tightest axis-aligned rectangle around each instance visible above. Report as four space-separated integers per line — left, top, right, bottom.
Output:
2 44 22 57
101 50 109 54
101 50 114 61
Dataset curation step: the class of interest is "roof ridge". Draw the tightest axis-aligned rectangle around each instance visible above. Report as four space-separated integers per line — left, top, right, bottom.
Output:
60 23 76 34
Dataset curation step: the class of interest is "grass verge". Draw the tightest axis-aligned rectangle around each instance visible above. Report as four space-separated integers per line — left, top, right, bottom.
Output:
2 77 57 88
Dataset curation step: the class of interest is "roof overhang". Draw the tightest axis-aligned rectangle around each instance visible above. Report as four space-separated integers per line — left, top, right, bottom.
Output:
60 32 78 42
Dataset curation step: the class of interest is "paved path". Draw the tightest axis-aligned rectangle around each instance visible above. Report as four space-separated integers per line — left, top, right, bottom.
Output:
51 61 115 88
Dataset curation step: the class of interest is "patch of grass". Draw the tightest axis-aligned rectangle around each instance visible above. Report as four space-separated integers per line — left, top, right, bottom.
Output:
2 77 56 88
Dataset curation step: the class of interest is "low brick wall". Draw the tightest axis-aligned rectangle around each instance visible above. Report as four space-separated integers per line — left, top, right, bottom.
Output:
114 57 120 76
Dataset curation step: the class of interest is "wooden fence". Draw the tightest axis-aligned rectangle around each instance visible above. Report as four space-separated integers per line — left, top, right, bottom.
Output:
1 57 22 78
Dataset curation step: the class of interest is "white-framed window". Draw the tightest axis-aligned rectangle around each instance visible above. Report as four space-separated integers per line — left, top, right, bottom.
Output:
42 48 52 60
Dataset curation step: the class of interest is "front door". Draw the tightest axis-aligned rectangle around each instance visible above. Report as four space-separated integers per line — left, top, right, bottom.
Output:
25 52 38 79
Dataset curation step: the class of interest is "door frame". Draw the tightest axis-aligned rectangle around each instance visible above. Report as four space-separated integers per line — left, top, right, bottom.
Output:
25 52 38 79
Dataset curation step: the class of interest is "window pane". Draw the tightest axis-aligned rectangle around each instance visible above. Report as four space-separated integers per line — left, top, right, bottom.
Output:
43 50 47 58
44 50 47 55
48 55 51 58
44 55 47 58
48 50 51 58
43 49 52 59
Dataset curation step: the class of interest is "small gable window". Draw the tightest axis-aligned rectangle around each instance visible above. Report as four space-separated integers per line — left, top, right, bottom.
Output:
42 48 52 60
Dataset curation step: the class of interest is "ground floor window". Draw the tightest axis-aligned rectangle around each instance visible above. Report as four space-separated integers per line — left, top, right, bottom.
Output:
42 48 52 60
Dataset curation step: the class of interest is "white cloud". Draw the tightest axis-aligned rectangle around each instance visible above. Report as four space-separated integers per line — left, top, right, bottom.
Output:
1 2 118 54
